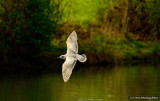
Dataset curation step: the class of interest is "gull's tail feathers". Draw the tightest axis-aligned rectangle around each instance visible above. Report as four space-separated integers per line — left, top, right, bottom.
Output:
76 54 87 62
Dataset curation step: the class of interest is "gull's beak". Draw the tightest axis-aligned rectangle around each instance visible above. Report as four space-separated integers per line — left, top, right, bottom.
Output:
57 56 60 59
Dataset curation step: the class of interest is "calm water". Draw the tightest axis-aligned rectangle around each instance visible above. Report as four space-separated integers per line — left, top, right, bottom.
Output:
0 65 160 101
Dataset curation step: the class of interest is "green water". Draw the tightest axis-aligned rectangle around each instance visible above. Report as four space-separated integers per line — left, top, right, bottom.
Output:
0 65 160 101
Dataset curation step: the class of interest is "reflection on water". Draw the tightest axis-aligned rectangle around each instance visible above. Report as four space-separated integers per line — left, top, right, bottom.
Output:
0 65 160 101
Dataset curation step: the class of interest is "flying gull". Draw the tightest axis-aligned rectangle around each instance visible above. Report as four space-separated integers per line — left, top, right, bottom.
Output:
58 31 87 82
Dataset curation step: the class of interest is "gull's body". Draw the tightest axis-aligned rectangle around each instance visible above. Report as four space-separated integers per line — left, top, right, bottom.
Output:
59 31 87 82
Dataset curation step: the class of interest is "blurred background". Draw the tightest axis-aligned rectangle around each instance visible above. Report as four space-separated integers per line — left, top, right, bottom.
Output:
0 0 160 101
0 0 160 70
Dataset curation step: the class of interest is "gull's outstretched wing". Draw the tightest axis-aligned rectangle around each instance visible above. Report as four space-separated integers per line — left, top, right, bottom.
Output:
66 31 78 54
62 57 77 82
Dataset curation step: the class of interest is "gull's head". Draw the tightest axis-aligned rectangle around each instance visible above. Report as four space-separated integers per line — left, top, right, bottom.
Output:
58 55 66 60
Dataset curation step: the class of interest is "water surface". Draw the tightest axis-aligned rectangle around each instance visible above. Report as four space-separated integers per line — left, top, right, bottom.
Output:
0 65 160 101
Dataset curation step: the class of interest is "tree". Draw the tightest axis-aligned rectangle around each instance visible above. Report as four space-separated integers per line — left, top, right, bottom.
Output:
124 0 132 40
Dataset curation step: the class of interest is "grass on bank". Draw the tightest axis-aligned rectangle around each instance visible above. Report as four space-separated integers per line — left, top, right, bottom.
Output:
51 33 160 64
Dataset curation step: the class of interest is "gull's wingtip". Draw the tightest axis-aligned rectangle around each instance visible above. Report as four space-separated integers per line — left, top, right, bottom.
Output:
71 31 77 35
64 79 68 82
63 76 69 82
72 30 76 33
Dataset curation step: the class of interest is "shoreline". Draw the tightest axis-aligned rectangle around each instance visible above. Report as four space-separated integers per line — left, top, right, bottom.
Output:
0 52 159 74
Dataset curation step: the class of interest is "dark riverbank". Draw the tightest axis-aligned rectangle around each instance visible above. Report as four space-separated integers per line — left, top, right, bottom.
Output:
0 51 159 74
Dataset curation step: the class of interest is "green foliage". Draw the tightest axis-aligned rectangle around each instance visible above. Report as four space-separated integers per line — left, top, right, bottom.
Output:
130 0 160 38
145 0 160 37
0 0 58 65
25 0 56 52
59 0 114 27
